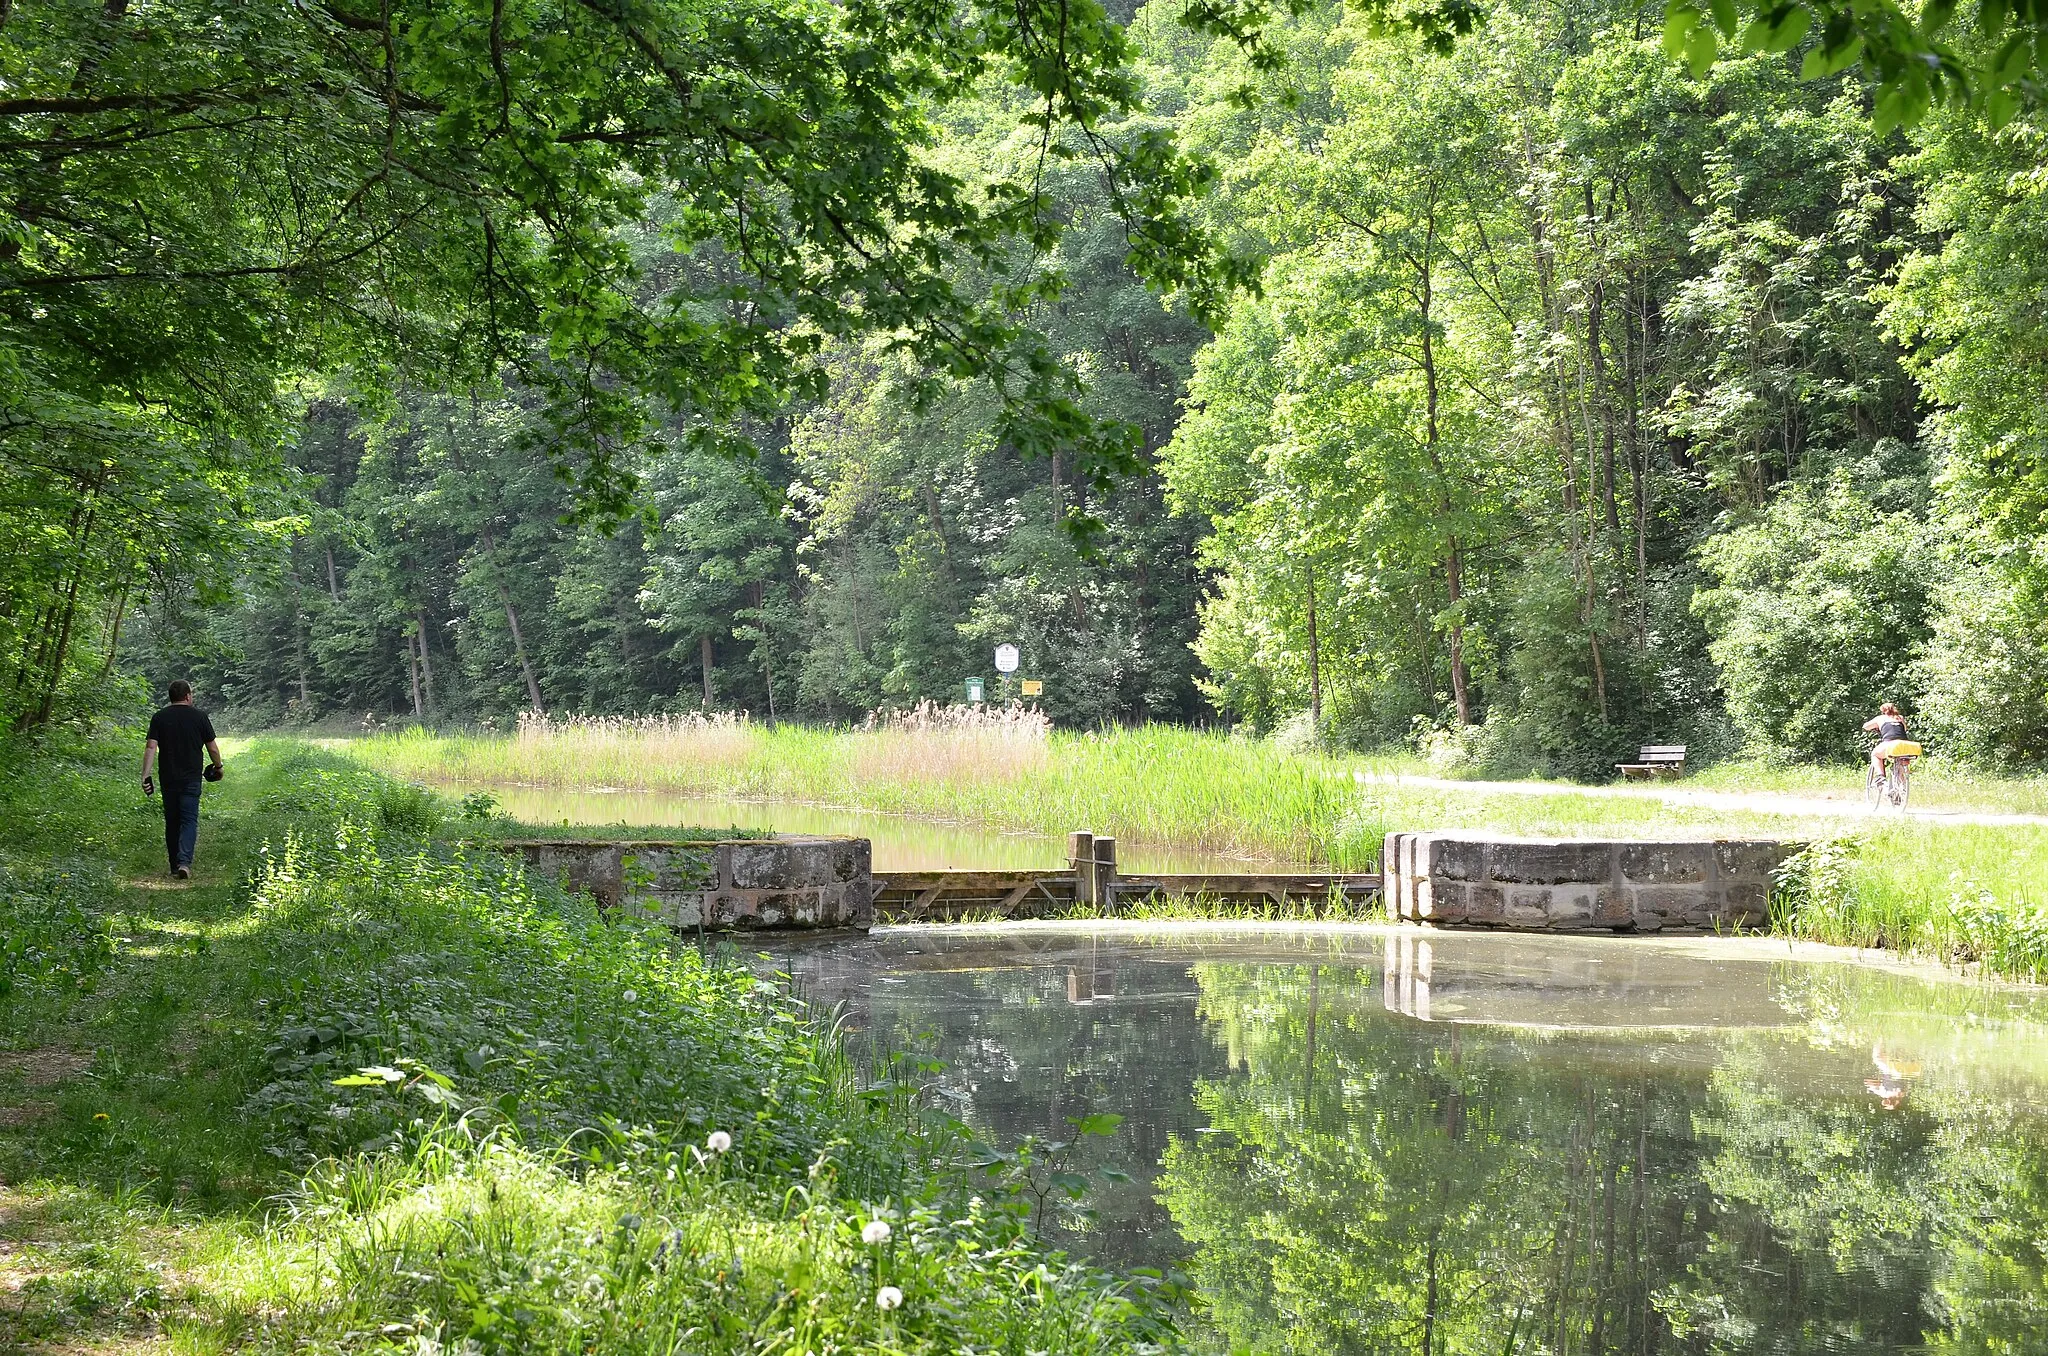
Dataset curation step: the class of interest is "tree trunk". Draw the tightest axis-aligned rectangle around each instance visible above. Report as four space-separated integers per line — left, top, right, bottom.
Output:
480 527 543 712
1587 183 1622 544
1414 213 1472 726
291 572 311 709
700 633 714 708
1626 278 1649 643
497 582 544 713
1446 539 1470 725
32 507 96 726
414 613 435 719
405 630 423 718
1305 572 1322 732
324 546 342 601
97 581 129 677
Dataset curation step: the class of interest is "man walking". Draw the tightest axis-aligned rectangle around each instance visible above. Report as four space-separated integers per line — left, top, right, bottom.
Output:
142 680 223 879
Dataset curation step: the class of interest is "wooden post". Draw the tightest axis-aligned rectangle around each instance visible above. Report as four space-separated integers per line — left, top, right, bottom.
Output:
1068 832 1094 911
1093 836 1117 913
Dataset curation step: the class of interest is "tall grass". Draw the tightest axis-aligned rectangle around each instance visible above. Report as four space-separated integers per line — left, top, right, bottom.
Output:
353 713 1837 869
347 715 2048 980
1775 822 2048 982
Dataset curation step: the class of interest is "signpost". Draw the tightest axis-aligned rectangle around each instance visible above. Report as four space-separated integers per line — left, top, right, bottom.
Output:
993 643 1019 673
1020 679 1043 698
964 676 984 704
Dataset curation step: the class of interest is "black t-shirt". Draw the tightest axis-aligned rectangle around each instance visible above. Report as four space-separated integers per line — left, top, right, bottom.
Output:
147 705 217 782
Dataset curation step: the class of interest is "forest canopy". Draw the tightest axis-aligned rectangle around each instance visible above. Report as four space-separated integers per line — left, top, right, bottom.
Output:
7 0 2048 775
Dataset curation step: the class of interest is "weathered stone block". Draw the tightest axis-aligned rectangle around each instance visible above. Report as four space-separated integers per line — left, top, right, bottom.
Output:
830 839 870 883
1546 887 1598 927
1465 882 1505 923
1724 882 1770 925
1715 840 1789 881
1630 886 1703 926
1419 880 1466 922
1488 841 1614 885
1594 885 1632 927
633 847 717 892
1619 842 1713 885
656 892 707 927
729 841 823 889
1425 835 1485 882
1505 887 1553 923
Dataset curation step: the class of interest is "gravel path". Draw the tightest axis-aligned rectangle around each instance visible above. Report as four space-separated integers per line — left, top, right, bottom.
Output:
1350 773 2048 827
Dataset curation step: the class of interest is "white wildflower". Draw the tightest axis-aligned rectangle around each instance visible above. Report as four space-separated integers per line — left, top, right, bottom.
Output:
862 1219 892 1245
706 1130 732 1154
621 989 637 1004
875 1285 903 1311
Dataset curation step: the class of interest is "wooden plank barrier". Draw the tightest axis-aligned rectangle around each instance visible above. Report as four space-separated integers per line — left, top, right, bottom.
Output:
870 830 1382 922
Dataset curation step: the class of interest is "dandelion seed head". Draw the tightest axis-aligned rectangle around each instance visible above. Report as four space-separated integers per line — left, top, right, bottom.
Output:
706 1130 732 1154
875 1285 903 1311
862 1219 892 1245
621 989 637 1004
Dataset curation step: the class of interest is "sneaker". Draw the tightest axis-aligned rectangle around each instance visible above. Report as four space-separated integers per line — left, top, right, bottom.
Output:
173 865 191 880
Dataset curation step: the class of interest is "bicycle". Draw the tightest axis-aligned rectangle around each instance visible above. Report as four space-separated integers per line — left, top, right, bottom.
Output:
1865 741 1920 811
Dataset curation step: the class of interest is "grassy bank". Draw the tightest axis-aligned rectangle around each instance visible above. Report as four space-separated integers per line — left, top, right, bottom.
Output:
0 738 1176 1351
346 715 1823 869
344 715 2048 982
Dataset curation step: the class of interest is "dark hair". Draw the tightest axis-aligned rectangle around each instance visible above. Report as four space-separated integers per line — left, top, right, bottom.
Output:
168 679 192 702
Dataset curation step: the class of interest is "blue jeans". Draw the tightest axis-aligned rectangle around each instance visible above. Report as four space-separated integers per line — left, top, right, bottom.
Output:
162 777 201 870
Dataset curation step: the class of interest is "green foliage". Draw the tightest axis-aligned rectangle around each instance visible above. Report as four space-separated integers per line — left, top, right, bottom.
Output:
239 826 874 1173
0 855 117 1002
1695 475 1936 761
241 1127 1180 1355
0 737 1186 1352
1772 826 2048 980
1911 559 2048 765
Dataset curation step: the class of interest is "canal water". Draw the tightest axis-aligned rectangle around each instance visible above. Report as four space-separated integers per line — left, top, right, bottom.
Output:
470 784 1285 873
762 923 2048 1354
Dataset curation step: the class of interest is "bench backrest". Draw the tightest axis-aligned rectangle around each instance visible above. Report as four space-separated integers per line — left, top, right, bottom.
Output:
1637 745 1687 763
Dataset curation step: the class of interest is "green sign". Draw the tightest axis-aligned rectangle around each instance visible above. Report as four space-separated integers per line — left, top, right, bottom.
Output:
964 676 985 704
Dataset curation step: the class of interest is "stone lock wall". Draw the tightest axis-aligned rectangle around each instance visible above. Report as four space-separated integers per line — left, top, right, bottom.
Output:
1382 832 1793 932
496 836 875 929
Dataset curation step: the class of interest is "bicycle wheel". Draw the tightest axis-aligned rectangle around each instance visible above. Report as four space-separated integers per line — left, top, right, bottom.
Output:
1890 761 1911 810
1866 763 1884 810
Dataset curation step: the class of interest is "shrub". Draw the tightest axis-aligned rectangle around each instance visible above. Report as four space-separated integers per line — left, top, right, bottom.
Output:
1694 475 1937 762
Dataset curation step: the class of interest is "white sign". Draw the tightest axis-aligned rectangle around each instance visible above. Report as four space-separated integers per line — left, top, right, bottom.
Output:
994 644 1020 673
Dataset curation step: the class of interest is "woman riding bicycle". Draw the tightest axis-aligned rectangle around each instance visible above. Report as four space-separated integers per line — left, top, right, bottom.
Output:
1862 702 1921 780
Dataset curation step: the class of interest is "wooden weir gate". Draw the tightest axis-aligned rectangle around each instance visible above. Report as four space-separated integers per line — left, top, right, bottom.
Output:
872 831 1382 922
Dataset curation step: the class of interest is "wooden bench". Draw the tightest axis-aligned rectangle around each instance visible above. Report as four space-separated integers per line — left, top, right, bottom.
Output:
1616 745 1687 781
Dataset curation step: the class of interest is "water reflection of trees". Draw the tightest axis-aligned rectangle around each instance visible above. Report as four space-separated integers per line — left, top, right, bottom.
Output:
851 948 1232 1269
1158 962 2048 1355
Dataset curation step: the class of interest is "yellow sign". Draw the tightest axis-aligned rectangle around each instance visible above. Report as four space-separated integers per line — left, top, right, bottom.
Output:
1020 679 1043 697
